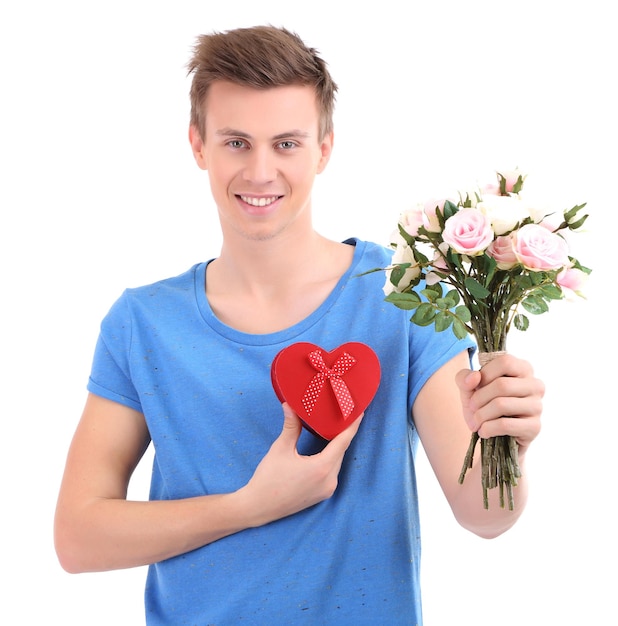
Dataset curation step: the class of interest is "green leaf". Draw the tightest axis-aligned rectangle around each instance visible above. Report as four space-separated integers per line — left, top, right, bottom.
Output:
385 292 421 310
538 284 563 300
464 277 490 299
389 264 410 287
355 267 386 277
564 203 587 223
444 289 461 308
411 302 436 326
513 274 533 290
512 175 525 194
482 254 498 285
529 271 548 286
454 305 472 323
568 214 589 230
421 282 443 302
521 294 550 315
421 289 437 303
434 311 453 332
443 200 459 220
452 318 469 340
513 313 529 331
397 223 415 247
434 207 447 230
449 251 463 269
412 247 430 265
498 174 507 195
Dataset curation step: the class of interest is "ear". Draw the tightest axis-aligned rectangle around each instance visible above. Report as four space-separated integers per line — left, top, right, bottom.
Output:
316 130 334 174
189 125 208 170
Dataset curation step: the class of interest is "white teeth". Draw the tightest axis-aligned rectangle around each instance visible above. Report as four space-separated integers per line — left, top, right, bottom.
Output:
240 195 279 207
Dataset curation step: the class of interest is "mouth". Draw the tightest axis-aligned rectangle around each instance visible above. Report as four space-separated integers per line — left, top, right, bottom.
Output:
238 194 282 207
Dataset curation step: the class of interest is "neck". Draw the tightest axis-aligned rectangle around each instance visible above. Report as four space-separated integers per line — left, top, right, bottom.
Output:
204 227 355 333
215 229 331 295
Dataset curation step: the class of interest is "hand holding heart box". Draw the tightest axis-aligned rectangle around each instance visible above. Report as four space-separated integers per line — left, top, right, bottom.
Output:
271 342 381 440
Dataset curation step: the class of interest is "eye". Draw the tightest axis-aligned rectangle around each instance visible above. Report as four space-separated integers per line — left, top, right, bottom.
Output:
277 140 297 150
227 139 247 149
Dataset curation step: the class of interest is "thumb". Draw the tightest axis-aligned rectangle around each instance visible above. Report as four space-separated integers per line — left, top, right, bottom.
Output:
455 368 481 395
455 368 481 429
279 402 303 444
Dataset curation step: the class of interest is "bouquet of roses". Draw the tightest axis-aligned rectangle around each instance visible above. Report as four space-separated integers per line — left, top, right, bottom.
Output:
376 168 590 509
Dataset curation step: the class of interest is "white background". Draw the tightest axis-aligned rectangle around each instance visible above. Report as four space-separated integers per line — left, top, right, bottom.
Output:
1 1 615 624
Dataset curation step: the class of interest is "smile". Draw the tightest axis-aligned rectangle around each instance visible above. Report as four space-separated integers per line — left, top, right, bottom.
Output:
239 195 281 207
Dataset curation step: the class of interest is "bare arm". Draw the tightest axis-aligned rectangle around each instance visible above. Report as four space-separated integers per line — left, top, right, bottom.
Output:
413 351 544 538
54 394 362 573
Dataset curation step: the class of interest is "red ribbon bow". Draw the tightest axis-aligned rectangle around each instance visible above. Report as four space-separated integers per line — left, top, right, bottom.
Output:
302 350 357 419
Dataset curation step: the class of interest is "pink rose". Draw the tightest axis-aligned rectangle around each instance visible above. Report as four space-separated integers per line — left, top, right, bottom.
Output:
399 205 425 238
422 196 457 232
431 245 450 271
425 272 443 286
497 168 525 194
459 188 482 207
512 223 570 270
422 198 445 233
487 235 518 270
556 266 588 299
442 208 494 256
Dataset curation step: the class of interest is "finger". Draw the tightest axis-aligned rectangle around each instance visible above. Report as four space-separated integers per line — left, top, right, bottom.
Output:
476 391 544 420
473 394 543 443
468 375 545 419
476 412 541 446
478 354 534 385
320 412 364 460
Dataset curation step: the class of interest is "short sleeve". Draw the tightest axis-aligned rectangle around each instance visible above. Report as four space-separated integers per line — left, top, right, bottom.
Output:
87 292 142 412
408 321 476 409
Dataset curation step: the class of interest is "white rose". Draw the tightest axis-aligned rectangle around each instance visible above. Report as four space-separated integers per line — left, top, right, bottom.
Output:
477 194 530 235
382 243 421 295
518 192 564 230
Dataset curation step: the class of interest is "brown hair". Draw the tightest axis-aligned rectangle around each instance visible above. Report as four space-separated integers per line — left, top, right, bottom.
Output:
187 25 337 141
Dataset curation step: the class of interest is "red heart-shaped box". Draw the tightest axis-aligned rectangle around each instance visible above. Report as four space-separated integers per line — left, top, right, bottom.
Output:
271 342 381 440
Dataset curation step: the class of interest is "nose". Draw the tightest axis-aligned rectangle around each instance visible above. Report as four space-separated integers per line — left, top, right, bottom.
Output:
243 146 277 184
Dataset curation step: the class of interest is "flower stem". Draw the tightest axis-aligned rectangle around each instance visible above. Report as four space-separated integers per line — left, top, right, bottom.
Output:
459 351 521 510
458 431 479 484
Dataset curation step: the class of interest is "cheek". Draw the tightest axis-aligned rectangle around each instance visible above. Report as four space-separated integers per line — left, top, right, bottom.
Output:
288 158 319 189
207 165 234 201
207 154 236 181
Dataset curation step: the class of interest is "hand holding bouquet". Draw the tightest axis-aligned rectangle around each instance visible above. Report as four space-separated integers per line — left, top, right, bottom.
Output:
377 169 590 509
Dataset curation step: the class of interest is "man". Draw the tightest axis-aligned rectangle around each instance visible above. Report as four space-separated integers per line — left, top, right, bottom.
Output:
54 26 544 625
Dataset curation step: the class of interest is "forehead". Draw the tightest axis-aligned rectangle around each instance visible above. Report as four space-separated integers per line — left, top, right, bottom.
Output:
205 81 320 136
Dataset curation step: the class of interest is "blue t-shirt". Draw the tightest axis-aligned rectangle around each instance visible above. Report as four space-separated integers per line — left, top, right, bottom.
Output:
88 238 474 625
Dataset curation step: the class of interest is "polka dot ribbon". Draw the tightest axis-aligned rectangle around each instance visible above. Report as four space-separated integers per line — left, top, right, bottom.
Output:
302 350 357 419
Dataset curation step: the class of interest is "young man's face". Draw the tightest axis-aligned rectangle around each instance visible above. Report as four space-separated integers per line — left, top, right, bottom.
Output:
189 81 333 242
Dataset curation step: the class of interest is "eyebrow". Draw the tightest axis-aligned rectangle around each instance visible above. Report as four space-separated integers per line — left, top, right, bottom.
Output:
216 128 312 140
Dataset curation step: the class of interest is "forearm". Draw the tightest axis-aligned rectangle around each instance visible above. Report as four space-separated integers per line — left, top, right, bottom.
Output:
417 351 542 538
449 452 529 538
55 400 361 574
54 490 254 573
